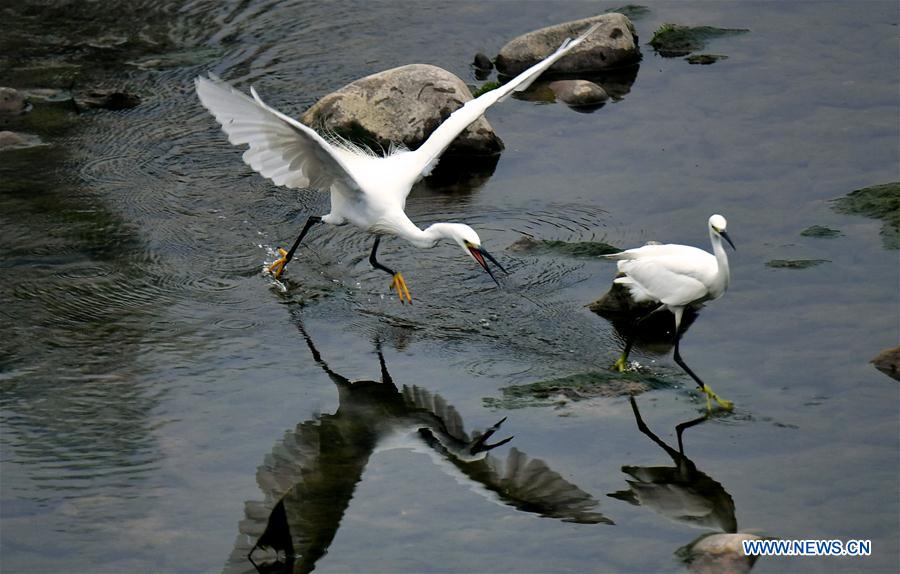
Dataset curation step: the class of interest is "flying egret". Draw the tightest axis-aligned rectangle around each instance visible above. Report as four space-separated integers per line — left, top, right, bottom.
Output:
603 215 736 410
196 23 601 303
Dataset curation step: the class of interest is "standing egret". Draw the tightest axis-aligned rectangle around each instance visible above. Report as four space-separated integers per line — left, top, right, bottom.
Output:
603 215 736 410
196 23 601 303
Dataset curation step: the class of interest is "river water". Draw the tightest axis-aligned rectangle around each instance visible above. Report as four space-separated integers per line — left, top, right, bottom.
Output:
1 1 898 573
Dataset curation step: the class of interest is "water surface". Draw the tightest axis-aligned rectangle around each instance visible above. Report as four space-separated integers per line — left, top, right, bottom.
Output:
1 1 898 573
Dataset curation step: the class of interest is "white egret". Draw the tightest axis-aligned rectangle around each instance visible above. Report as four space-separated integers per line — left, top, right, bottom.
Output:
196 23 601 303
603 215 736 410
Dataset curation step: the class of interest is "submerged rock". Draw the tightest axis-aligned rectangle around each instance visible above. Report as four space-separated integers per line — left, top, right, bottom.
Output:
605 5 651 20
483 371 659 411
507 235 619 257
548 80 608 107
301 64 503 157
831 182 900 250
765 259 830 269
685 54 728 65
75 89 141 111
871 346 900 382
649 24 749 57
0 87 28 114
800 224 842 238
495 13 641 77
0 131 44 151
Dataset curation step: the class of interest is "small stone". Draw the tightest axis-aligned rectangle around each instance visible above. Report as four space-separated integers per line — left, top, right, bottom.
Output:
0 131 44 150
473 52 493 70
75 89 141 111
0 87 28 114
548 80 608 107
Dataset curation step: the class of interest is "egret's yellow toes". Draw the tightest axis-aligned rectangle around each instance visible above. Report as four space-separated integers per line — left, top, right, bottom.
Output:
390 272 412 304
701 384 734 411
268 248 288 279
612 356 628 373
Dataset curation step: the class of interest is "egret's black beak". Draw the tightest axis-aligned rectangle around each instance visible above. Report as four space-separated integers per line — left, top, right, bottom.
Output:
720 230 736 251
468 244 508 286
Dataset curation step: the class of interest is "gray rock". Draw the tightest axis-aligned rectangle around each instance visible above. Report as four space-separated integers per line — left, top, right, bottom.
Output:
496 13 640 77
0 87 28 114
0 131 44 150
871 346 900 381
679 533 762 574
301 64 503 156
548 80 608 107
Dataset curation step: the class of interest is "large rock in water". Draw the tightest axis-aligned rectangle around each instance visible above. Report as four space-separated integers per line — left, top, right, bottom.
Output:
495 13 640 76
301 64 503 157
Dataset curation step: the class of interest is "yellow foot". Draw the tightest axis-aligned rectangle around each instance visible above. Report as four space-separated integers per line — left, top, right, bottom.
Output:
700 384 734 411
390 272 412 304
612 355 628 373
267 248 288 279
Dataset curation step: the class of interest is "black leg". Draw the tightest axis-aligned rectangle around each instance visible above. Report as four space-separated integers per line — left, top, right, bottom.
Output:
283 215 322 265
673 337 707 390
671 308 733 410
615 303 665 369
368 236 396 276
369 236 411 303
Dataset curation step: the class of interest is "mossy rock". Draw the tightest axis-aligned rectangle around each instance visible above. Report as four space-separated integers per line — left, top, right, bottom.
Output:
800 225 842 238
831 182 900 250
649 24 748 57
685 54 728 65
507 235 620 258
483 370 664 410
765 259 830 269
471 81 500 98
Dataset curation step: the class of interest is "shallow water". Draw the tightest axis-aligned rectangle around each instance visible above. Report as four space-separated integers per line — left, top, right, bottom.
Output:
1 1 898 573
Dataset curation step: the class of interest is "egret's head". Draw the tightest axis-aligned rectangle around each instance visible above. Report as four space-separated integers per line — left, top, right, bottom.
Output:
709 214 736 250
433 223 507 284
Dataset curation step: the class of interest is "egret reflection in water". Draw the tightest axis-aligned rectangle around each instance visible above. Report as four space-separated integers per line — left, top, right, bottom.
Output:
225 318 609 573
610 397 762 573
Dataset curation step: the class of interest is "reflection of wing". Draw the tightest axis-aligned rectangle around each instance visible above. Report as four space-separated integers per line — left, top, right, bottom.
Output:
401 385 610 525
224 415 375 574
461 448 613 525
609 465 736 532
402 385 468 441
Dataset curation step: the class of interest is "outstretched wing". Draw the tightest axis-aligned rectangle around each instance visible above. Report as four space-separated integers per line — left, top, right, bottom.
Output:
408 22 602 180
195 74 363 195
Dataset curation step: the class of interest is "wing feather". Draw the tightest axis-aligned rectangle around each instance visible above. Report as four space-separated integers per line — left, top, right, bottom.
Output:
195 74 362 195
615 257 710 306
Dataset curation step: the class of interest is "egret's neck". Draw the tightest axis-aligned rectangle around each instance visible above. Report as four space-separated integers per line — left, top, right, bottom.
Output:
709 229 730 295
386 214 442 248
